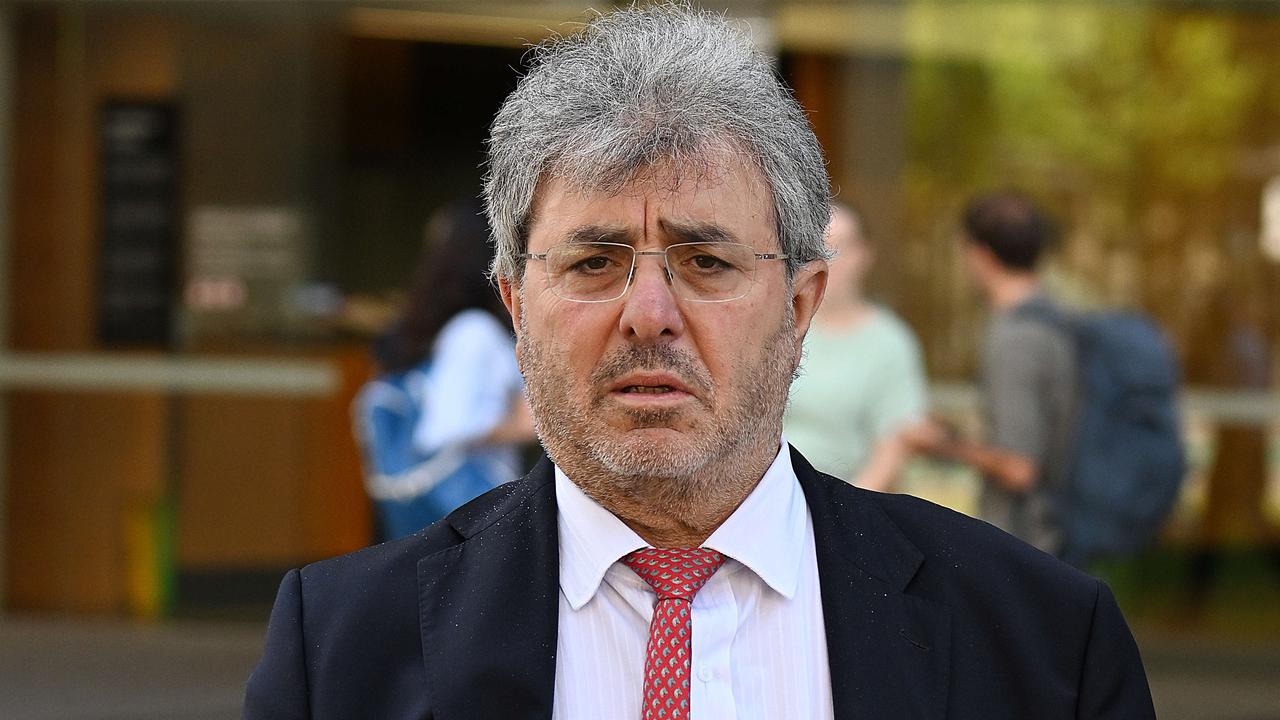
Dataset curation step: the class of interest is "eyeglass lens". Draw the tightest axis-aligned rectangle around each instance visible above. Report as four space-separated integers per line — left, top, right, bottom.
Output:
542 242 758 302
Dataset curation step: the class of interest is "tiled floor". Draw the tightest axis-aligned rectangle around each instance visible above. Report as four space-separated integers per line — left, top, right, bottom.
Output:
1 615 1276 719
0 617 264 720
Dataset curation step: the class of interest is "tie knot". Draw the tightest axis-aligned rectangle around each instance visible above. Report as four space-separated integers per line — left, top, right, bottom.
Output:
622 547 725 601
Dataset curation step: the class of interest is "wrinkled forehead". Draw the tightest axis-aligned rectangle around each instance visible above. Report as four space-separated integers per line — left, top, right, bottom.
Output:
525 151 778 248
550 133 757 194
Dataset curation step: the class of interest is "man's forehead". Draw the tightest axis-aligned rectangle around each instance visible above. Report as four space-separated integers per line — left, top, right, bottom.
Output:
527 155 774 243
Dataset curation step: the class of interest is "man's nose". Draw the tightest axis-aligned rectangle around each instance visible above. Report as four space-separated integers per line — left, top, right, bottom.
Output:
617 257 685 343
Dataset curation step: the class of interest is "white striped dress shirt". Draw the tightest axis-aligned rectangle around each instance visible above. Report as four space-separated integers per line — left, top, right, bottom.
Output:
552 442 835 719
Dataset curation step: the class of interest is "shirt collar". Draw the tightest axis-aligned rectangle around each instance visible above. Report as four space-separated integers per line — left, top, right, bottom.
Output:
555 439 806 609
702 441 805 600
555 466 647 610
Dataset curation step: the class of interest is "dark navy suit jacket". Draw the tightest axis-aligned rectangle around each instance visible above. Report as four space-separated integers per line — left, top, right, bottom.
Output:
243 447 1155 719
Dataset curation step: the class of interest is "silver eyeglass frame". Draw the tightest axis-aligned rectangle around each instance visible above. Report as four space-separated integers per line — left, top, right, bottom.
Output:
518 241 790 303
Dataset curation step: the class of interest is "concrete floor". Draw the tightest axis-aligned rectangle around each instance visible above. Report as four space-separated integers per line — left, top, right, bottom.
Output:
0 617 264 720
1139 628 1280 720
0 616 1276 719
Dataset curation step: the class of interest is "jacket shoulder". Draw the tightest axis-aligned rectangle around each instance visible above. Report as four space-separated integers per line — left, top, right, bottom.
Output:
249 470 552 717
865 487 1099 603
855 486 1153 718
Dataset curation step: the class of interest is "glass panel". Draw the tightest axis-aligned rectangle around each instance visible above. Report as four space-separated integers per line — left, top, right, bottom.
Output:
667 242 755 300
546 243 633 300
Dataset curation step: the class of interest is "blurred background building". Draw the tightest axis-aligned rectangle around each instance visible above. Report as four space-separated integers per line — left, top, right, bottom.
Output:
0 0 1277 716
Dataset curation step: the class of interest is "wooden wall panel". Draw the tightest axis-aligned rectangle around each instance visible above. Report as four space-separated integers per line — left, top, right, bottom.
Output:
788 52 844 190
7 5 369 613
298 348 374 560
6 391 167 612
175 349 372 568
175 395 309 567
10 6 90 352
6 7 175 613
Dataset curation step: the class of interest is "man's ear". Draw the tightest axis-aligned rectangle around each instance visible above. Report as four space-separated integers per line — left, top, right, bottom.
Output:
498 276 524 365
790 259 828 344
498 276 521 331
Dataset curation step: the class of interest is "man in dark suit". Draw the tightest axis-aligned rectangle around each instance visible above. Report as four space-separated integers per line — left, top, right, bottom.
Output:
243 4 1155 719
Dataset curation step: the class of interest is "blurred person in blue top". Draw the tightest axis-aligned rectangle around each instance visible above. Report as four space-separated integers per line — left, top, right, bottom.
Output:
784 203 928 490
359 198 534 540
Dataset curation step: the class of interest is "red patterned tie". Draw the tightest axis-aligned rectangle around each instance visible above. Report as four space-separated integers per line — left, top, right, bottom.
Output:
622 547 726 720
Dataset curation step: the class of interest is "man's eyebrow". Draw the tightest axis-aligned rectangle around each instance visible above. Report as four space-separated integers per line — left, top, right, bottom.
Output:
562 225 635 245
658 219 741 245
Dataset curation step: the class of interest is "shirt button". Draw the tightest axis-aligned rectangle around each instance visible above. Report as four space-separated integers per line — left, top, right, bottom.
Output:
697 665 713 682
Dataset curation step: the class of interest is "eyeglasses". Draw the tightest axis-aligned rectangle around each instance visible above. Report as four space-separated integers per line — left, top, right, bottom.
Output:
520 241 789 303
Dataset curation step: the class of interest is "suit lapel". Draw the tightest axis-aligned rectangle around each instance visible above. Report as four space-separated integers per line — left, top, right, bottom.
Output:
793 447 951 720
418 458 559 720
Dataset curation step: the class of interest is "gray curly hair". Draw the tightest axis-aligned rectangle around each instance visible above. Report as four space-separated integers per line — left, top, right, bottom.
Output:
484 2 831 281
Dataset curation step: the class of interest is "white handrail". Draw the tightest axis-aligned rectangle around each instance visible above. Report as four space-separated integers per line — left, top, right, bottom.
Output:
0 352 338 396
930 382 1279 426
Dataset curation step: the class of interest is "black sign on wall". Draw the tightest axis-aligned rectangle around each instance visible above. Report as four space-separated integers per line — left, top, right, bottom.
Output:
98 101 179 346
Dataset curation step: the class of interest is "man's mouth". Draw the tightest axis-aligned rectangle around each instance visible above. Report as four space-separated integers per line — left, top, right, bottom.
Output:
621 385 676 394
604 371 701 413
610 372 694 397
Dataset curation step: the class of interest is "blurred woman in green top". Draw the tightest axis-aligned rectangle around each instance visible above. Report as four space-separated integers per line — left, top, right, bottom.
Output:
784 203 929 491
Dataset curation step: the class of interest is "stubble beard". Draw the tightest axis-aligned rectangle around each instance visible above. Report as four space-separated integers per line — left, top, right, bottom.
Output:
518 309 798 523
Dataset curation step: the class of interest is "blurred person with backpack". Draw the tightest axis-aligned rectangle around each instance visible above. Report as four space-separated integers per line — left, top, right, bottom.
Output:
907 191 1184 567
354 198 534 541
785 202 928 490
